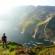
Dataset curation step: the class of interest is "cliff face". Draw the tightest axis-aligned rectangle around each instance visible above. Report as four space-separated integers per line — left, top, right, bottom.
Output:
47 16 55 40
19 6 55 41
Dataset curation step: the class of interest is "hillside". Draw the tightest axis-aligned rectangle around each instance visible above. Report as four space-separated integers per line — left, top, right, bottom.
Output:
19 6 55 41
7 6 55 43
0 42 55 55
0 41 23 55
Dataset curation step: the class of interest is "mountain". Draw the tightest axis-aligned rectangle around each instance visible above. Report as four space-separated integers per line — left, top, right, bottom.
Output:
19 6 55 42
8 6 55 43
20 6 55 32
47 16 55 40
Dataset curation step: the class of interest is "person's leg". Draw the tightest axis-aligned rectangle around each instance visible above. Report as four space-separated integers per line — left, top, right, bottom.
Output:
5 43 7 48
5 41 7 48
3 42 4 48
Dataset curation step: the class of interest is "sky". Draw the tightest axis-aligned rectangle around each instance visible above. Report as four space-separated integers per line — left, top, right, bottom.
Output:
0 0 55 15
0 0 55 6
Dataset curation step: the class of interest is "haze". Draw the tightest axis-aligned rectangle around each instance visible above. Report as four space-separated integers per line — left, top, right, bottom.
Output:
0 0 55 42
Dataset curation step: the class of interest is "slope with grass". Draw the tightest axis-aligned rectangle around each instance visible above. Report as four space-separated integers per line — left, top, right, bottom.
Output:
0 41 55 55
0 42 23 55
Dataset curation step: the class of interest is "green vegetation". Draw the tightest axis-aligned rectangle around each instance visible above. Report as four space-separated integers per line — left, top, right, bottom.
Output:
0 42 23 55
0 43 16 55
0 42 55 55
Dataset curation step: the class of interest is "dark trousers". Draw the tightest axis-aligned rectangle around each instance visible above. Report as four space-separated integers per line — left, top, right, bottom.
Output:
3 41 7 48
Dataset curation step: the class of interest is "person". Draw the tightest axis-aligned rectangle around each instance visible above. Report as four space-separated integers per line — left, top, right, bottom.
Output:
2 33 7 48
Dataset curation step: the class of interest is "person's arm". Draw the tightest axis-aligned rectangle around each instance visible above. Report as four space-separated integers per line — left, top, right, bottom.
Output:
1 36 3 41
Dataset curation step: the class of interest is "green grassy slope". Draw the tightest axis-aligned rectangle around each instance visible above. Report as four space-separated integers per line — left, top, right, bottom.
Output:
0 42 17 55
0 42 55 55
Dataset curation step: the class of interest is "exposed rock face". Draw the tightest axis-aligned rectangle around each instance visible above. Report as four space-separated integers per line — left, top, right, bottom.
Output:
19 6 55 42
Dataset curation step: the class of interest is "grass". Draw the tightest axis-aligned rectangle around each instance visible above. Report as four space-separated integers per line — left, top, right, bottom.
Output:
0 43 16 55
0 42 55 55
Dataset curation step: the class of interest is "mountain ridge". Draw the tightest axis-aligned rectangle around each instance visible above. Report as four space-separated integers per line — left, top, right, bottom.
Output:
19 6 55 42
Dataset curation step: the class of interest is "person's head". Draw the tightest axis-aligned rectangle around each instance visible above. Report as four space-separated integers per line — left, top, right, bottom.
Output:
3 33 6 36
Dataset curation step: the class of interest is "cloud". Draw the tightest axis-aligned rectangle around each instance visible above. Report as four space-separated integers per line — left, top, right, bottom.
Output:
0 0 55 7
0 0 55 16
